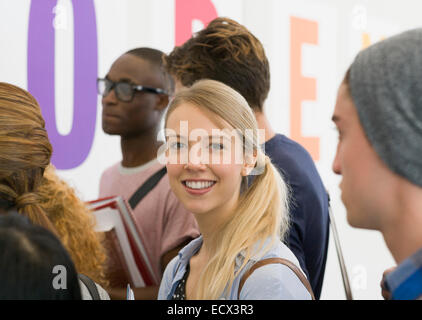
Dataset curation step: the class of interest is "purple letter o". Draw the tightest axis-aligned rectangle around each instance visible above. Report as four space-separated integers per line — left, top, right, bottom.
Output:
28 0 98 169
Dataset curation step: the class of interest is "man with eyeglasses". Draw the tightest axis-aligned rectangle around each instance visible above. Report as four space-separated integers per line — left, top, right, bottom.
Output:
97 47 199 300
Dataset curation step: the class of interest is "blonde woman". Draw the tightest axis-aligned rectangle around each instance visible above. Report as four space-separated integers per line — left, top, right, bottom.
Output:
158 80 313 300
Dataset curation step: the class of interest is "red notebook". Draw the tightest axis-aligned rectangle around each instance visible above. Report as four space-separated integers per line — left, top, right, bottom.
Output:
87 196 158 287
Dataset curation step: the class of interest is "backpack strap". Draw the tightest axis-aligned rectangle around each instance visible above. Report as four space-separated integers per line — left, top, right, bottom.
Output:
78 274 101 300
128 167 167 210
238 257 315 300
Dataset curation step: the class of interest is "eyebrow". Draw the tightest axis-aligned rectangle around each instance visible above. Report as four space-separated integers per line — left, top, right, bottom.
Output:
105 75 135 84
166 134 186 139
165 134 231 141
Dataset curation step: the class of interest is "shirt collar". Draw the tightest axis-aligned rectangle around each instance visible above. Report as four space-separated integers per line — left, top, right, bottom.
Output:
178 236 203 264
178 236 274 271
385 247 422 299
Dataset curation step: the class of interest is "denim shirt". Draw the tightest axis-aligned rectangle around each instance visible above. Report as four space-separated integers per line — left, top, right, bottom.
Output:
158 236 312 300
385 247 422 300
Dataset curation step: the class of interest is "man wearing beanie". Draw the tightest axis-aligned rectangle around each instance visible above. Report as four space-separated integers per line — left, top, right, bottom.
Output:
332 28 422 300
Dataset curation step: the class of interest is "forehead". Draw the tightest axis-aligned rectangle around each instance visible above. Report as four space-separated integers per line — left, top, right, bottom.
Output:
166 103 232 136
107 54 160 85
333 82 357 125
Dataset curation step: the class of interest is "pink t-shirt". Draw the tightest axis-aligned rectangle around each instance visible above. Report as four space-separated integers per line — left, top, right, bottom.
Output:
99 159 199 282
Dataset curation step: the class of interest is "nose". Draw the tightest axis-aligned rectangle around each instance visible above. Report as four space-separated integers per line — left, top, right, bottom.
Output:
184 161 207 171
332 145 341 175
102 86 118 106
184 144 207 171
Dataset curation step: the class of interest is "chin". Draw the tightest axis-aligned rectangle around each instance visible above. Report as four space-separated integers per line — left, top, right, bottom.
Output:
346 211 374 230
102 124 121 136
346 212 360 228
181 201 211 216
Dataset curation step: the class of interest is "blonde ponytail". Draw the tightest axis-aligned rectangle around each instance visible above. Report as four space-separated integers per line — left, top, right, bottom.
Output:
194 153 290 299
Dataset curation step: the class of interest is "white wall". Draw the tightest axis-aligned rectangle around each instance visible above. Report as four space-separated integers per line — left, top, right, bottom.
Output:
1 0 421 299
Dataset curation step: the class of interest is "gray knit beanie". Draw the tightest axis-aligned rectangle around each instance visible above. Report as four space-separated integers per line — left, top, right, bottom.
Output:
349 28 422 188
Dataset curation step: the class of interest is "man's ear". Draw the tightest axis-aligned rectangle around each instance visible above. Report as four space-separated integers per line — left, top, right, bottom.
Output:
155 94 170 112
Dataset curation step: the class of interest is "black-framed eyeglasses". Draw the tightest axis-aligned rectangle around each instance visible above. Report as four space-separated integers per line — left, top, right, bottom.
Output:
97 78 167 102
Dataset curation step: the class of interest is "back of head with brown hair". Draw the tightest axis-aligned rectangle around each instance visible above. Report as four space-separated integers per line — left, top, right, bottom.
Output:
164 17 270 111
0 82 56 232
0 83 108 286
